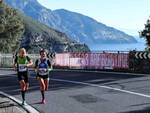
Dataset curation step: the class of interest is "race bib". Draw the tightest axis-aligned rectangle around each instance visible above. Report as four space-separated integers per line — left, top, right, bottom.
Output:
39 68 48 75
19 64 27 72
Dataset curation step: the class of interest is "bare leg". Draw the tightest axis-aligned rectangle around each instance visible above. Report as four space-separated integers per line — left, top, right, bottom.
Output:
19 80 26 102
19 80 25 91
38 78 46 103
38 78 45 91
44 79 49 91
25 83 29 91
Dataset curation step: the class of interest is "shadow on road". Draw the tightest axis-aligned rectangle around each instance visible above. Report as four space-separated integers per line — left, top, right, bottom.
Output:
48 70 146 91
0 70 146 96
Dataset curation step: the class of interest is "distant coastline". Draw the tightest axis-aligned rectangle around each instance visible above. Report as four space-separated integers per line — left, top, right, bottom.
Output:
89 42 146 52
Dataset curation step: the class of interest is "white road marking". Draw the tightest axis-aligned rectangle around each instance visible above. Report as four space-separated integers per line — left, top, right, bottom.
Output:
1 71 150 99
51 78 150 98
0 91 40 113
0 73 40 113
0 73 16 76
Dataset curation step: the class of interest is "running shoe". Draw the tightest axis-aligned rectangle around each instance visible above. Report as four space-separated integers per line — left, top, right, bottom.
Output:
42 99 45 104
22 100 26 105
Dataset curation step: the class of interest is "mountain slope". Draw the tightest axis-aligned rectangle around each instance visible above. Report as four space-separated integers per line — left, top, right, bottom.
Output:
53 9 137 44
17 11 90 53
5 0 137 46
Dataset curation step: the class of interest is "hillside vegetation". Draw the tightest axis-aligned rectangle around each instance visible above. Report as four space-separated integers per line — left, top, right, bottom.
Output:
0 0 24 53
17 11 90 53
0 0 90 53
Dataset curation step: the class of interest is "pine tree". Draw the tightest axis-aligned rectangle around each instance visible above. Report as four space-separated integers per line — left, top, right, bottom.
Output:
140 18 150 47
0 0 24 53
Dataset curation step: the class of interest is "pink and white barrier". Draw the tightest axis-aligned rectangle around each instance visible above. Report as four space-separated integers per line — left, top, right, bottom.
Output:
55 52 129 69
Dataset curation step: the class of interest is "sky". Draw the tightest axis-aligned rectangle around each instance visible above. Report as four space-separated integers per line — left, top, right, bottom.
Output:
37 0 150 36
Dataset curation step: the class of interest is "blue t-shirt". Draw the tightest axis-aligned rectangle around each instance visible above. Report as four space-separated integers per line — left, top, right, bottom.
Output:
35 59 51 75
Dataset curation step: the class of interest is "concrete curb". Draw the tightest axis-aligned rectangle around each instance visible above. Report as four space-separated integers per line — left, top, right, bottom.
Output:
0 91 40 113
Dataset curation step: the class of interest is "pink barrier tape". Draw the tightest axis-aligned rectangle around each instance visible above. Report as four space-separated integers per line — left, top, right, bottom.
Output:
55 52 129 69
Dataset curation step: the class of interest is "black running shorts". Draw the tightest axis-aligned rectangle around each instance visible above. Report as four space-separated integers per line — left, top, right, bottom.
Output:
36 74 49 80
17 71 29 83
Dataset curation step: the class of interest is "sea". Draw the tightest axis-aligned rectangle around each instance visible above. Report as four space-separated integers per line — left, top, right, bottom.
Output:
89 42 146 52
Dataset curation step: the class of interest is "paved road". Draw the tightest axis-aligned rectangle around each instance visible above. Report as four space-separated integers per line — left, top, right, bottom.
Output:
1 69 150 113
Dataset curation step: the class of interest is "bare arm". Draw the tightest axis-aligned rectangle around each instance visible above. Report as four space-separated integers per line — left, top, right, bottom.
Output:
48 60 53 71
13 62 17 72
25 60 33 67
13 57 17 71
25 56 33 67
34 60 39 72
50 65 53 70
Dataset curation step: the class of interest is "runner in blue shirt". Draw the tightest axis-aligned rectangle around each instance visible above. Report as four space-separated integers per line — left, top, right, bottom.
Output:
34 49 53 104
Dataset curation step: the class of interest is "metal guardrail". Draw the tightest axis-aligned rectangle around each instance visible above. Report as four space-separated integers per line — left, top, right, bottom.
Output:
1 51 150 74
0 54 14 67
0 52 129 68
0 54 40 68
0 53 55 68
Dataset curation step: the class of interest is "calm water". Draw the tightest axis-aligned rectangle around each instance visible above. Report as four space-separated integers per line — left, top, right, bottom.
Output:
89 42 146 52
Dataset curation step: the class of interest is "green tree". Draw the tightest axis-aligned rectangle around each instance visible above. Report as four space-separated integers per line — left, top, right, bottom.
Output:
140 18 150 48
0 0 24 53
